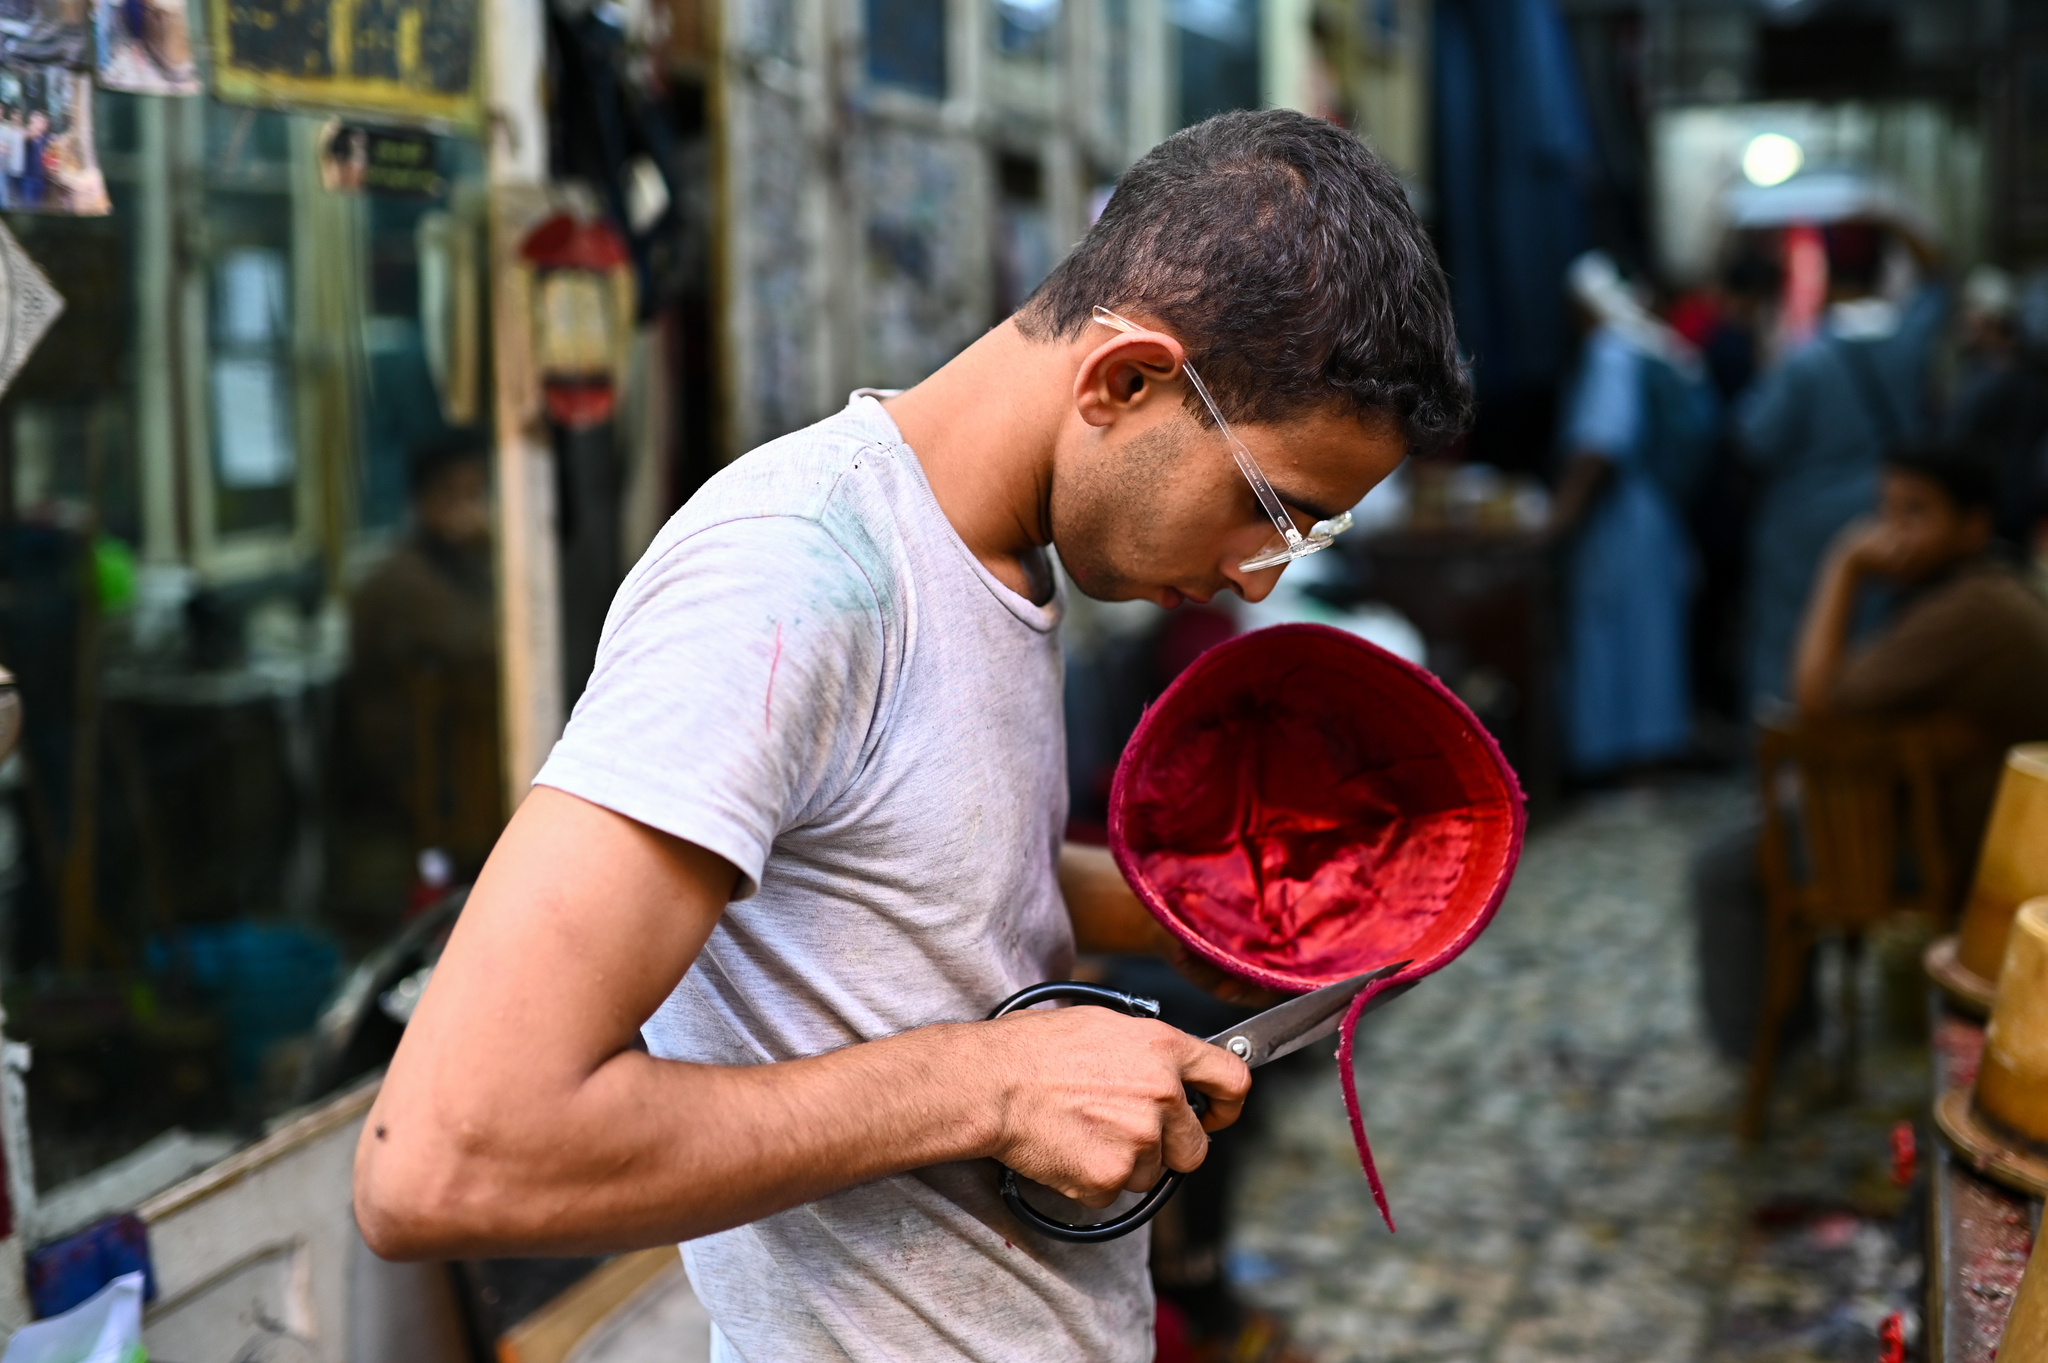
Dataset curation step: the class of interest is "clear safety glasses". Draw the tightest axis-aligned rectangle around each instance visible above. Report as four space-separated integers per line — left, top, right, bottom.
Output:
1092 305 1353 573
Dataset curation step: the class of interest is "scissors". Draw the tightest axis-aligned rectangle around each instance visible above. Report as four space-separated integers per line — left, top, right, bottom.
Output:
984 959 1415 1243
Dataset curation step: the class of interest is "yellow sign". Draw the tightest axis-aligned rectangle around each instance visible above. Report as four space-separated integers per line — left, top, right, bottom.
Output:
209 0 482 129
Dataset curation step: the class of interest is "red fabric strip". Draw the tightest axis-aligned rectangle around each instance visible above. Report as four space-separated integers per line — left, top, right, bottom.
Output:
1336 980 1396 1233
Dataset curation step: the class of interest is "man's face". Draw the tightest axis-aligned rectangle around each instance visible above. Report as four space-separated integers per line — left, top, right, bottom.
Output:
417 460 491 549
1873 470 1990 583
1050 395 1406 608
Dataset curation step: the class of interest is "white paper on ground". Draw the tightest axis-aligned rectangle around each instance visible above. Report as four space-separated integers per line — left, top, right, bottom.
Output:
0 1271 145 1363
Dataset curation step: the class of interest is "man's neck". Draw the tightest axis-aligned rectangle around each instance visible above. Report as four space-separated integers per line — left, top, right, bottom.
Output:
882 319 1074 601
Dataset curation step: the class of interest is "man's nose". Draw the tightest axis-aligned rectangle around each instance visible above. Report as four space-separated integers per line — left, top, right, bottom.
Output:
1228 563 1285 604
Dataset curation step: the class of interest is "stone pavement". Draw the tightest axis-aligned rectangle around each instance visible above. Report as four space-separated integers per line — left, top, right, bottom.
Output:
1229 779 1929 1363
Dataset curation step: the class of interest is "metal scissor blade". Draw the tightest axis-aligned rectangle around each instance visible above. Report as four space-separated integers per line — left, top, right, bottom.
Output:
1204 960 1413 1068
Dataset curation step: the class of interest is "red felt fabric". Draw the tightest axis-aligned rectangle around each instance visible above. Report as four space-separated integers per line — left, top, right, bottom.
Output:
1108 624 1525 1228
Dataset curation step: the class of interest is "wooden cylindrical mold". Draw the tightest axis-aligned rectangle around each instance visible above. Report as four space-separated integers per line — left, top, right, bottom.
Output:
1957 745 2048 981
1978 898 2048 1151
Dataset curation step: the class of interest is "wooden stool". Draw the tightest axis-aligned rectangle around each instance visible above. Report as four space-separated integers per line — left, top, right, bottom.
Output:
1743 714 1970 1142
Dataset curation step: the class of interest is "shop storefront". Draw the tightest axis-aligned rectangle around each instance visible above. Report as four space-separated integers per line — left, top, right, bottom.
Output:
0 0 1431 1349
0 0 515 1349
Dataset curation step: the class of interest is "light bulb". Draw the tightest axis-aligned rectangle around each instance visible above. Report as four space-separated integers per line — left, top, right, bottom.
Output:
1742 133 1804 187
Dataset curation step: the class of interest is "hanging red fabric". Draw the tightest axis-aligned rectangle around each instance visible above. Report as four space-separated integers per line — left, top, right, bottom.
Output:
1109 623 1525 1231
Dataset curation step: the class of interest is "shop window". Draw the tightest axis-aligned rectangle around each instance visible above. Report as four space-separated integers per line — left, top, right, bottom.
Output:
1174 0 1259 127
0 92 500 1225
867 0 946 98
209 245 298 537
996 0 1059 60
995 152 1054 318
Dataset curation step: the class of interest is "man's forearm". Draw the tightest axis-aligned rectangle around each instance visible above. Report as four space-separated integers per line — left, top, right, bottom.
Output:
1792 553 1863 714
358 1020 1008 1259
1062 841 1171 954
1547 452 1612 538
356 793 1246 1261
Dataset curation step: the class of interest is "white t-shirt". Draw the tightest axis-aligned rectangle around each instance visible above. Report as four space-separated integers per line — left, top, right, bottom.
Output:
534 394 1154 1361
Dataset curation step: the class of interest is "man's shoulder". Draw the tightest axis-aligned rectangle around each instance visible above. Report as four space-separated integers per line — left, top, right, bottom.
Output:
1954 561 2048 615
1906 561 2048 639
620 399 915 620
686 399 902 529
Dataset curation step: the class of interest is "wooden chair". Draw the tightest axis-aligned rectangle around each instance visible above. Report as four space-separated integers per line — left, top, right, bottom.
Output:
1742 712 1972 1141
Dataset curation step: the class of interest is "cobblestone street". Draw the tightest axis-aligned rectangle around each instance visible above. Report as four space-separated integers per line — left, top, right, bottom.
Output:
1231 779 1928 1363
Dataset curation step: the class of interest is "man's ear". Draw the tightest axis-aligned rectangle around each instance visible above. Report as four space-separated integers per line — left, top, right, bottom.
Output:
1073 329 1186 430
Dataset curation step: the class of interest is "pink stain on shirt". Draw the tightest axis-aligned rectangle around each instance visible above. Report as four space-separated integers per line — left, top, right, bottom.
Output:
765 623 783 733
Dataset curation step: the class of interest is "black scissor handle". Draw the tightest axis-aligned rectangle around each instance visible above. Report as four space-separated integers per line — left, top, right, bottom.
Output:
985 980 1194 1244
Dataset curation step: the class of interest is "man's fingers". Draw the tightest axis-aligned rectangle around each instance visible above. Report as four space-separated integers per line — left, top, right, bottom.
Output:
1159 1087 1213 1174
1174 1034 1251 1132
1122 1144 1169 1195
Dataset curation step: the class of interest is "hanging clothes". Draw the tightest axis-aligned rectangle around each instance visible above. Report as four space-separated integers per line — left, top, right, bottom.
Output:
1560 323 1698 774
1433 0 1598 403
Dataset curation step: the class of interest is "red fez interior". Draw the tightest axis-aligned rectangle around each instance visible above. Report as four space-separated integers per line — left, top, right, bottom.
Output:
1110 623 1525 994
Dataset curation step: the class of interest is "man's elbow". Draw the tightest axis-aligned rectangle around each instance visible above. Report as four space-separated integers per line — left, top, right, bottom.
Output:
353 1121 489 1260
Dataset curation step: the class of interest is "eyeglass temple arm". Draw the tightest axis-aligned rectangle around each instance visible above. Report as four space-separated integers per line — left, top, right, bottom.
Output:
1090 307 1304 548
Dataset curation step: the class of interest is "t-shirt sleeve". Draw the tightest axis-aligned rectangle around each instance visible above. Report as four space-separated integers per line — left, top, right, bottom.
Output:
1832 582 1988 715
1565 330 1643 461
534 515 887 900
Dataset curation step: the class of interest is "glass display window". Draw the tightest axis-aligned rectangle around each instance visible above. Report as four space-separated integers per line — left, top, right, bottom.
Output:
0 89 499 1220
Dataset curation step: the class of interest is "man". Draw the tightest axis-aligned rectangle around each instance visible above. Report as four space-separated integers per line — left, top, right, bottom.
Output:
1692 444 2048 1065
1737 219 1945 715
352 111 1470 1361
1944 266 2048 552
337 432 500 936
1791 442 2048 864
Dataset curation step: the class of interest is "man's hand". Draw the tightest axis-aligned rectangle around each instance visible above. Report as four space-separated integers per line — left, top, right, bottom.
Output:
979 1004 1249 1207
1830 515 1912 580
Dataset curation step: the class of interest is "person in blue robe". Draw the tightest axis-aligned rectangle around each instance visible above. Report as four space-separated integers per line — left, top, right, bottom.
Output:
1553 253 1702 775
1735 222 1945 715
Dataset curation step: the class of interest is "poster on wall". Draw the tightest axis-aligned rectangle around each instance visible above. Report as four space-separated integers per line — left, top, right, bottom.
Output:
94 0 199 95
0 0 90 68
317 119 444 196
209 0 483 128
0 64 109 215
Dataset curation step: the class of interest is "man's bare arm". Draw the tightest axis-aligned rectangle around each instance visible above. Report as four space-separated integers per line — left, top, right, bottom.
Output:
1792 518 1898 715
355 788 1250 1260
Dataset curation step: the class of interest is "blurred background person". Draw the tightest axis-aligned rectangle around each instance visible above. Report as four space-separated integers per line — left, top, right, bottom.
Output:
1667 249 1781 729
1737 219 1945 715
1944 265 2048 553
1548 250 1715 779
1790 442 2048 872
333 430 501 945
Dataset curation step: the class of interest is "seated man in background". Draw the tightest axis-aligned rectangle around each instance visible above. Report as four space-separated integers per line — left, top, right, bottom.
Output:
1694 444 2048 1066
1791 442 2048 864
334 431 502 942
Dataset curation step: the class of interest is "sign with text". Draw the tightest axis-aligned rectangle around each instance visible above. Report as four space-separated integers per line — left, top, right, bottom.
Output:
210 0 482 129
318 121 443 196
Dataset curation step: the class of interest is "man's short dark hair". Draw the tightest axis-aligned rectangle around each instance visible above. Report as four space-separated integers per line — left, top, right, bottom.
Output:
409 429 491 496
1016 110 1472 454
1886 442 1997 516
